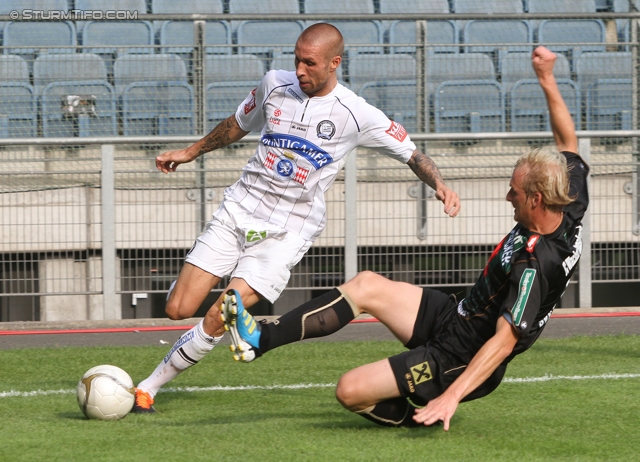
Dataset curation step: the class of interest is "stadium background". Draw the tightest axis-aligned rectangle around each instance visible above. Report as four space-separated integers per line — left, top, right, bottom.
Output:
0 0 639 323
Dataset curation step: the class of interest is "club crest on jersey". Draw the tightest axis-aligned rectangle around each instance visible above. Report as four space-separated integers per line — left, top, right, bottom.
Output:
264 151 309 185
316 120 336 140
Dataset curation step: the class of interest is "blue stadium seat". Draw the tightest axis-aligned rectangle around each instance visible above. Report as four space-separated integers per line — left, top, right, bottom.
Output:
538 20 606 68
576 52 633 130
160 20 231 73
236 21 305 58
426 53 496 95
501 52 579 132
75 0 147 33
453 0 523 13
304 0 373 13
463 21 532 72
151 0 223 35
380 0 449 13
204 54 265 129
425 54 502 133
81 21 153 76
358 81 418 133
229 0 299 13
307 20 384 61
348 54 416 95
0 55 36 138
152 0 220 13
434 80 505 133
502 52 571 92
115 54 193 136
3 21 77 68
526 0 597 12
510 79 580 132
34 53 117 137
387 20 458 55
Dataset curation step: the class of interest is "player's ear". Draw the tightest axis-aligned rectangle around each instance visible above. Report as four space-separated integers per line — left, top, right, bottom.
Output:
330 55 341 72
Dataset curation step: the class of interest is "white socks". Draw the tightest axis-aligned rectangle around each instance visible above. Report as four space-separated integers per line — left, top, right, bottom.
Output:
137 319 222 398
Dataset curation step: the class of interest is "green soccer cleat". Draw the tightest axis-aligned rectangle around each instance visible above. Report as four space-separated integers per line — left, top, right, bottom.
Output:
220 289 262 362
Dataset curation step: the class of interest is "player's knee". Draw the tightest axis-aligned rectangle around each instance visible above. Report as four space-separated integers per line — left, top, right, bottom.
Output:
165 298 189 320
349 271 385 300
335 374 366 411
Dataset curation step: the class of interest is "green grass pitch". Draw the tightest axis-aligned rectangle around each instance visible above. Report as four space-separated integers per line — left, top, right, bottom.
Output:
1 336 639 461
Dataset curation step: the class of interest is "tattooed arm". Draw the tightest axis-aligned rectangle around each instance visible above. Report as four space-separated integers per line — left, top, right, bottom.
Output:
407 150 460 217
155 115 249 174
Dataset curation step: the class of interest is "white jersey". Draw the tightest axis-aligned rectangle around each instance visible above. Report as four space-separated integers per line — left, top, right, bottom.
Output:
226 70 416 241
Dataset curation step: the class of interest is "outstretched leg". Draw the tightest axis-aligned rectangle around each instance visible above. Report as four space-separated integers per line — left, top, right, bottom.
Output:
222 271 423 361
134 271 260 412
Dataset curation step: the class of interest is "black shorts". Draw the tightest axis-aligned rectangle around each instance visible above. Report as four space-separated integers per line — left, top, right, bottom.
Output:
388 288 506 406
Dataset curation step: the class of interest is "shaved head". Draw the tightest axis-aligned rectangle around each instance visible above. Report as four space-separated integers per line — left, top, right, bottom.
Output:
297 23 344 61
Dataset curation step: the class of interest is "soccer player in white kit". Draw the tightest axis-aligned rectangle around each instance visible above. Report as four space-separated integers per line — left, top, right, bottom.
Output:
133 23 460 413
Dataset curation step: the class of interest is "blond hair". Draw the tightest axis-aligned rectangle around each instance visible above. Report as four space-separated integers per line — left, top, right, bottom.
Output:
514 147 574 213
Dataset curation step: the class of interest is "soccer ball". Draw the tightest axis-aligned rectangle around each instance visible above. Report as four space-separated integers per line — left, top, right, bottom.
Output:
76 364 135 421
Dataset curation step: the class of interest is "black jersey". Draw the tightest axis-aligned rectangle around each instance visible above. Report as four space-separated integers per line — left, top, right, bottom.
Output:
434 152 589 364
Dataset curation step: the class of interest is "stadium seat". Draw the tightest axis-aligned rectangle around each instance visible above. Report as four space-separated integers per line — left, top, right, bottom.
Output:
114 54 193 136
236 21 305 59
502 52 571 92
151 0 223 35
453 0 523 13
526 0 597 13
380 0 449 13
3 21 77 70
307 20 384 63
81 21 153 76
204 55 265 130
75 0 147 33
463 21 532 72
434 80 505 133
34 54 117 137
387 20 458 55
510 79 580 132
425 54 503 133
348 54 416 95
160 20 231 73
538 20 606 69
0 55 36 138
501 52 579 132
229 0 299 13
358 81 418 133
304 0 373 13
426 53 497 95
576 51 633 130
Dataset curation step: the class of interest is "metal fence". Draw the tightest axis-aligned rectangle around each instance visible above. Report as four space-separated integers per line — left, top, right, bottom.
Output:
1 131 639 321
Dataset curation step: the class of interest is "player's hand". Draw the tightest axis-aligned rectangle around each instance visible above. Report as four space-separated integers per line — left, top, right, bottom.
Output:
155 148 199 174
436 186 460 218
413 393 459 430
531 46 556 80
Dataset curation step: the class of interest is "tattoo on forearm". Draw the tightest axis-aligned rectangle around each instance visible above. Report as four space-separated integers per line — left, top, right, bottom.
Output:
407 150 445 189
197 116 240 156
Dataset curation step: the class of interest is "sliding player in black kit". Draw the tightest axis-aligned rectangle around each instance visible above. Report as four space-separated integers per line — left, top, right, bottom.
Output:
221 46 589 430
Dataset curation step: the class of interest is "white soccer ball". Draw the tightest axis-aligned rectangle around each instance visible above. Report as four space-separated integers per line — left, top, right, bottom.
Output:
76 364 135 421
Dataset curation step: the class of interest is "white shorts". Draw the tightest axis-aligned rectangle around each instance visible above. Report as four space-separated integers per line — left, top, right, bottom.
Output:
185 200 313 303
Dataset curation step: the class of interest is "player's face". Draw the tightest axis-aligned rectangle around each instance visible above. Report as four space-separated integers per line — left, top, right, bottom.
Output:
294 40 338 97
506 167 532 226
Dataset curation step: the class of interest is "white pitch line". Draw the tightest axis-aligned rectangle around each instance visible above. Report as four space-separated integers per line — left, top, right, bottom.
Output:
2 374 639 399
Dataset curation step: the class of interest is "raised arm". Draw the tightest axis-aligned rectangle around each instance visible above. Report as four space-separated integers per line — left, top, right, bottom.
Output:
412 315 519 430
532 46 578 154
407 150 460 217
155 115 250 174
